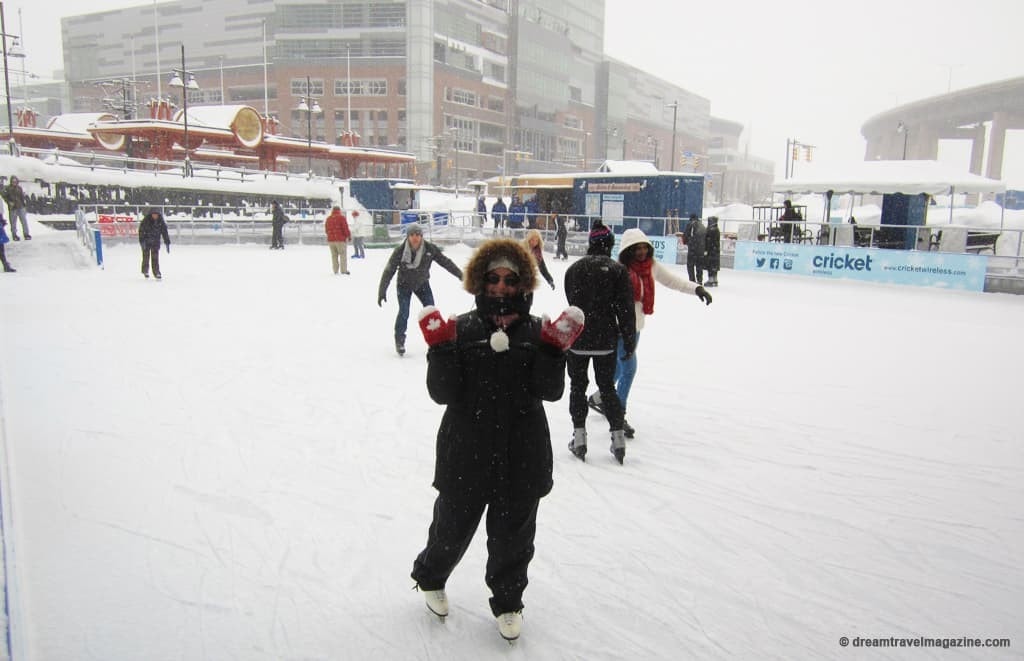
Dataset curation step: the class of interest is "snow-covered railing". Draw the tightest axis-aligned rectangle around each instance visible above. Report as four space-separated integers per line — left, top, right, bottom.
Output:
74 209 104 268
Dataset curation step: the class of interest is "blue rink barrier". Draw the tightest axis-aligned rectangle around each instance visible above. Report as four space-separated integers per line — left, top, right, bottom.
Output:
733 240 987 291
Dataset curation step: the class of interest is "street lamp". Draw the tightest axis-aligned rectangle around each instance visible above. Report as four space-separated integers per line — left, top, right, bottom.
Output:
0 2 19 155
897 121 908 160
168 44 199 176
666 100 679 171
294 75 321 178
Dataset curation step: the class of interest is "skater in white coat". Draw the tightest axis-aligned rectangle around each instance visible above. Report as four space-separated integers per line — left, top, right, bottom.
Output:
588 227 712 437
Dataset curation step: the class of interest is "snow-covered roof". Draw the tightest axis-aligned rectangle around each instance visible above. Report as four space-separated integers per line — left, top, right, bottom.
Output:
773 160 1006 195
46 113 117 134
180 105 255 129
597 160 660 174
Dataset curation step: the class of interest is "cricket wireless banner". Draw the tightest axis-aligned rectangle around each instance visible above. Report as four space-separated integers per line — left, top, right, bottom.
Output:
733 241 988 291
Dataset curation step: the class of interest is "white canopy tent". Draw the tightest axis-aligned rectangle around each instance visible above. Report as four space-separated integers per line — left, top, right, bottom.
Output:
772 160 1007 226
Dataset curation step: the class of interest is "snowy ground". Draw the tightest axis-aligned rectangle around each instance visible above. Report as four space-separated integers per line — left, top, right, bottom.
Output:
1 226 1022 661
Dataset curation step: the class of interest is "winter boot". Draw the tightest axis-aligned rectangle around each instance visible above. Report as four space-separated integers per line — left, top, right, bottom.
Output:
568 428 587 461
395 334 406 356
3 264 15 273
622 417 635 439
496 611 523 642
587 392 604 416
421 588 449 618
610 429 626 464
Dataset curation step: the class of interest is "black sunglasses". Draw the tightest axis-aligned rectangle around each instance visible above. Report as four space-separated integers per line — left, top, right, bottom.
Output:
484 272 521 286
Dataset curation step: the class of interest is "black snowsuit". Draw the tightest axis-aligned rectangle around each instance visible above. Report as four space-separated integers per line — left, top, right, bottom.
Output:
564 254 636 431
138 211 171 277
411 308 566 617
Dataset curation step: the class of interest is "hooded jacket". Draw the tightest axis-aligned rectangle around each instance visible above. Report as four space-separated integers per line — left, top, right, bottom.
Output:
425 239 563 502
138 210 170 249
618 228 700 332
564 252 635 354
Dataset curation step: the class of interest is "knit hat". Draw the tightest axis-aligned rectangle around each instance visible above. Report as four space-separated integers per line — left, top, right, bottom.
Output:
486 257 520 275
618 228 653 260
406 222 423 236
588 221 614 256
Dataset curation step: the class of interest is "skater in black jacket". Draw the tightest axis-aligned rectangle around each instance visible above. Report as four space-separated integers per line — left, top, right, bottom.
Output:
138 209 171 279
410 238 583 642
564 221 636 463
377 223 463 355
269 201 288 249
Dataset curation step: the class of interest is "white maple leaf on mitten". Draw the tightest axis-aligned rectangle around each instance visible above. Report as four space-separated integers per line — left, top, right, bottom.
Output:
540 306 585 351
418 306 457 346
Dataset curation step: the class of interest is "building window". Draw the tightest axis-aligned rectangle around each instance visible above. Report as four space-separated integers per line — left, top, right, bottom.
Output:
291 78 324 96
334 79 388 96
447 87 477 107
486 96 504 113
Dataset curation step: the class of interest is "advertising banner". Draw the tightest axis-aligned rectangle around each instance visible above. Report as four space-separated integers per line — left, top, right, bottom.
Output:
97 214 137 237
733 241 987 291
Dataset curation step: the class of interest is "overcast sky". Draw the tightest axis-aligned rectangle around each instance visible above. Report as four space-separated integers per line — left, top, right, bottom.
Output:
10 0 1024 179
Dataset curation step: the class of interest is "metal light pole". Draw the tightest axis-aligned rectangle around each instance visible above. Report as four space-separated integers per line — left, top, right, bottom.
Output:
897 121 908 160
666 100 679 171
0 2 16 155
169 44 199 176
295 75 321 178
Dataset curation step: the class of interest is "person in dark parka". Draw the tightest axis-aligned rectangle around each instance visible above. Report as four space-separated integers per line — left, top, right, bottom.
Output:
704 216 721 287
138 208 171 279
410 238 583 643
564 221 636 463
377 222 463 355
270 201 288 249
682 214 706 284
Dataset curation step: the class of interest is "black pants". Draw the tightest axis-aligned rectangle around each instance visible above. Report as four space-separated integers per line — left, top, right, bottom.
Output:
271 225 284 248
567 350 624 428
141 246 161 276
555 235 568 259
686 257 704 284
412 492 539 617
0 243 11 270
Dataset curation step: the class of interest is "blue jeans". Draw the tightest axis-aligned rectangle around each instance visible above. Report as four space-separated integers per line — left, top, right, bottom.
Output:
395 282 435 339
614 333 640 411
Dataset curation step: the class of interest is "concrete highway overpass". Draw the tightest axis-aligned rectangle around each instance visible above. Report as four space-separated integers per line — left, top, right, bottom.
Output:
862 76 1024 180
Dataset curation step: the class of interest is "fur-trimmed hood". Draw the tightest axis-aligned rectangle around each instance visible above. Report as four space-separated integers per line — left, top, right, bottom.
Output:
463 238 539 294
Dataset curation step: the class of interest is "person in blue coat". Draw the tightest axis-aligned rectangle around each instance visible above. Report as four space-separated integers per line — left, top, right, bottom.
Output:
508 196 526 234
491 197 507 228
0 212 15 272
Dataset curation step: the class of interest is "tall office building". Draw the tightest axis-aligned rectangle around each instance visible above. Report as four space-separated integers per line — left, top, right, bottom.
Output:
59 0 718 183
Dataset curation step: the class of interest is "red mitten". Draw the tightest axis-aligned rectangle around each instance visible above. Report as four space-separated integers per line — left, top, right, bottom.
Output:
541 306 585 351
418 306 457 346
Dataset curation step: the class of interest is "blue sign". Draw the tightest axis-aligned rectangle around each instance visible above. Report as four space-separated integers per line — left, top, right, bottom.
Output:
733 241 987 291
613 234 678 265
